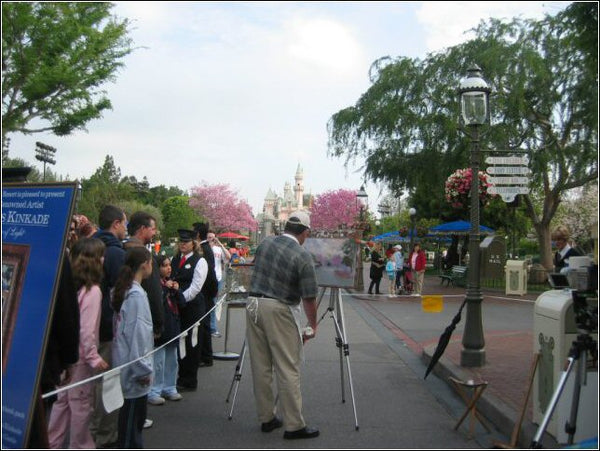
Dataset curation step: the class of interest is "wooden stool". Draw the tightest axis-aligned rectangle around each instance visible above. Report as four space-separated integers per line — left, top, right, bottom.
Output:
449 377 491 438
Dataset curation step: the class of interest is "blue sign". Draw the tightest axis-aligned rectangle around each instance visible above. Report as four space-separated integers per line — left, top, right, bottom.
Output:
2 183 77 449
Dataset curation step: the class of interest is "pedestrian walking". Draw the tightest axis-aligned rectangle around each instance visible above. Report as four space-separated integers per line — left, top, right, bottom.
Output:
246 211 320 440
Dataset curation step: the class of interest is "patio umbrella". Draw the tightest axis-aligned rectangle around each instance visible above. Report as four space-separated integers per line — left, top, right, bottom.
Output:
424 298 467 379
218 232 249 240
428 220 494 236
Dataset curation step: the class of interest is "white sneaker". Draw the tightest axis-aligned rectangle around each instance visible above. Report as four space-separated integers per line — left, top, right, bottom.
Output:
148 396 166 406
164 392 183 401
143 418 153 429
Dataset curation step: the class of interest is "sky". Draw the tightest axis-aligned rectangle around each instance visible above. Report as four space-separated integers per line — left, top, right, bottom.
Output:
6 1 571 217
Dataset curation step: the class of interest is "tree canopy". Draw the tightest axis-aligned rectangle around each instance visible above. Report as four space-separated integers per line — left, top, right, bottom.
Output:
2 2 134 147
327 2 598 269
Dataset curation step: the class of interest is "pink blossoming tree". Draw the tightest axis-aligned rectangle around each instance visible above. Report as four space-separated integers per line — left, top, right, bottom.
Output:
309 189 360 232
189 182 258 232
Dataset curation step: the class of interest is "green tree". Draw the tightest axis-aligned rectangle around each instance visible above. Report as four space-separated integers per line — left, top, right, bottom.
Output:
161 196 203 241
2 2 134 151
328 3 597 270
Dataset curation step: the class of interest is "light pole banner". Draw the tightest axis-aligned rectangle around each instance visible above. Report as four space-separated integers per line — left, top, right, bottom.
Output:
2 183 77 449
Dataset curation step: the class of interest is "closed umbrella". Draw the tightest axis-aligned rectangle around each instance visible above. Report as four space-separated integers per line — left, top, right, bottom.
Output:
424 298 467 379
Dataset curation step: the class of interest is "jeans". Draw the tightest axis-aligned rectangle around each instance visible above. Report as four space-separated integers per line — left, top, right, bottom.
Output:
150 344 179 398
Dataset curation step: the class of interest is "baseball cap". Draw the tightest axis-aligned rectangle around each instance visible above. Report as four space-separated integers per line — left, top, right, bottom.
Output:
394 245 402 250
287 211 311 229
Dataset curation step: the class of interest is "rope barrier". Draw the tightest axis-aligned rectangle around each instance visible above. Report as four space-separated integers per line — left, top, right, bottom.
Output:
41 293 228 399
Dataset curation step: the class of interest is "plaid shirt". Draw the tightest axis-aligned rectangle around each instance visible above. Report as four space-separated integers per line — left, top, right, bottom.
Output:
250 234 317 305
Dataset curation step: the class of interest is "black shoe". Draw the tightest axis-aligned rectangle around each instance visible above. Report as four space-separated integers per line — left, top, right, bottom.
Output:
176 383 197 392
283 426 320 440
261 416 283 433
198 361 213 367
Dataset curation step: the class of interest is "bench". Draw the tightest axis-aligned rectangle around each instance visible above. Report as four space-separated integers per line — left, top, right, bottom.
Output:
439 265 468 287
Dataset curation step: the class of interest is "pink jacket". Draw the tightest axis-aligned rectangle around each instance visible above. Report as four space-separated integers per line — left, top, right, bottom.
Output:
77 285 104 369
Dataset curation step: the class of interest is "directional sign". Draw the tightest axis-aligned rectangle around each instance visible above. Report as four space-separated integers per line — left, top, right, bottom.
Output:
486 166 531 175
488 176 530 185
488 186 530 195
485 155 529 165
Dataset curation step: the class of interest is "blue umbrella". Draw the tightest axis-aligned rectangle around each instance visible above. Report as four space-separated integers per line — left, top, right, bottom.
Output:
429 220 494 236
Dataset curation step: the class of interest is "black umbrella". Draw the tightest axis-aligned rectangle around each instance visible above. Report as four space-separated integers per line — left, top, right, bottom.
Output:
424 298 468 379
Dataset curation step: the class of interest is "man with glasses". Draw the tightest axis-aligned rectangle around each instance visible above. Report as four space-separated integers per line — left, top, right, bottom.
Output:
551 225 582 273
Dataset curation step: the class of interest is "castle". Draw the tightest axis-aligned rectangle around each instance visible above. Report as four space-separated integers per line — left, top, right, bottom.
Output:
257 164 312 240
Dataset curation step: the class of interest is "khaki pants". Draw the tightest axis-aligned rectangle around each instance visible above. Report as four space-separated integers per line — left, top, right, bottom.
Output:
414 270 425 294
246 298 305 432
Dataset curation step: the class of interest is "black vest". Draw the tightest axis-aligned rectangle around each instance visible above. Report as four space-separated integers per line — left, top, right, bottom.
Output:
171 253 203 305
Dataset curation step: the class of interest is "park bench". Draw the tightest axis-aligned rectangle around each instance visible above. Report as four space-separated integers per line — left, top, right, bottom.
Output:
439 265 468 287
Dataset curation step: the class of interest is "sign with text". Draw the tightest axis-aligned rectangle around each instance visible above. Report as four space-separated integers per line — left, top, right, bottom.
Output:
2 183 77 449
485 155 529 165
486 166 531 175
486 153 531 203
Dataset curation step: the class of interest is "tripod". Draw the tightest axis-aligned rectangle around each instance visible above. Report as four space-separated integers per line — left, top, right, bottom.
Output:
530 330 597 448
315 286 359 430
225 338 248 420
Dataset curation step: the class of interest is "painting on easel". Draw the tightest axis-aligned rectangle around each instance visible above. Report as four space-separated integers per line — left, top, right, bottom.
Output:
303 238 357 288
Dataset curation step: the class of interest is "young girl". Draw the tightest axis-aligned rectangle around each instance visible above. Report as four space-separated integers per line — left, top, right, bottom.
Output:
47 238 109 448
112 247 155 449
385 256 396 296
148 255 185 404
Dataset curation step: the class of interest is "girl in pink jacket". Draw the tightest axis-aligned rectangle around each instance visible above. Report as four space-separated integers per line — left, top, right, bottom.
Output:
48 238 109 448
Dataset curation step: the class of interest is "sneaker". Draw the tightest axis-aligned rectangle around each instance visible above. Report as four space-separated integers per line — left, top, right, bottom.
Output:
148 396 166 406
164 392 183 401
211 332 222 338
143 418 153 429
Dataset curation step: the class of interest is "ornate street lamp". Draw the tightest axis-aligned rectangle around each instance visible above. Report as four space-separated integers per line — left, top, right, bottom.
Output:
458 65 491 367
355 185 369 291
408 207 417 252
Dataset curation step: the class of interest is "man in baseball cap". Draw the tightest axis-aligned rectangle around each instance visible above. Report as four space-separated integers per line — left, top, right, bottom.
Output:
245 209 319 439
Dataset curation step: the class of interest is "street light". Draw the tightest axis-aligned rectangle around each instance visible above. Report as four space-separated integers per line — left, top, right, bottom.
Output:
35 141 57 181
458 64 491 367
355 185 369 291
408 207 417 251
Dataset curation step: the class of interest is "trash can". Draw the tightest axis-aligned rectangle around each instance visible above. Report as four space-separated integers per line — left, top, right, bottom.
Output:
532 289 598 444
505 260 527 295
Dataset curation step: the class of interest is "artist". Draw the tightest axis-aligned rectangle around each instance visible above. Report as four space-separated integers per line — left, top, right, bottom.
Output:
246 211 320 440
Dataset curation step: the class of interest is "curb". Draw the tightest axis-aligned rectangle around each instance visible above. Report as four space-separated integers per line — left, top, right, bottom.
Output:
421 344 559 448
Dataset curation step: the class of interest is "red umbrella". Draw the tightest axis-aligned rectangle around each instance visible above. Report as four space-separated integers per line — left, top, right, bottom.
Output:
217 232 249 241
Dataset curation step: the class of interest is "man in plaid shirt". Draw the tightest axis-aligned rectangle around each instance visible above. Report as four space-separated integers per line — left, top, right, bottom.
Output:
246 211 320 440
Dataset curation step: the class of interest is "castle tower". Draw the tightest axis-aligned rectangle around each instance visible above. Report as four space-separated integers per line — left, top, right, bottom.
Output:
294 163 304 209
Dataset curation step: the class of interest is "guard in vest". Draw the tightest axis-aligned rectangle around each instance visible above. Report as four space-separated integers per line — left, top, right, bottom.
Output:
171 229 208 391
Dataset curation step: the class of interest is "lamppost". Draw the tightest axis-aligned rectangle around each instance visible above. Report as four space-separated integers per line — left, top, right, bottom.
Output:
355 185 369 291
458 65 491 367
408 207 417 251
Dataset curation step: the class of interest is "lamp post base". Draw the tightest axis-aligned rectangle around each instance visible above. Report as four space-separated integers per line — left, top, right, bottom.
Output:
460 348 486 367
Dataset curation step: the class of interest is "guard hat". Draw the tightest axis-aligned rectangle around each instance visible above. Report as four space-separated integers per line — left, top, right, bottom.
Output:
177 229 196 242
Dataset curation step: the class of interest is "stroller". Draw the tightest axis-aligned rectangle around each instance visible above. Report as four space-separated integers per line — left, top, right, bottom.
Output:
400 264 414 294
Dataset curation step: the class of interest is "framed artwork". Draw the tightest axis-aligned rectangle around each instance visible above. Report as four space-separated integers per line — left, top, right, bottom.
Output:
2 243 31 372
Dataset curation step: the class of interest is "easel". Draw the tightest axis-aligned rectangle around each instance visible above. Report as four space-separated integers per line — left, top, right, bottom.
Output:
315 286 359 430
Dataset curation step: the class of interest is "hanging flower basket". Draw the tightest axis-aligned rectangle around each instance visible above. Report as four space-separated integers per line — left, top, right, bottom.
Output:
445 168 495 210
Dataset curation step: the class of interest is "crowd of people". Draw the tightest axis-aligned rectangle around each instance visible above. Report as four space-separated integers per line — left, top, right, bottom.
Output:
367 242 427 296
39 205 235 448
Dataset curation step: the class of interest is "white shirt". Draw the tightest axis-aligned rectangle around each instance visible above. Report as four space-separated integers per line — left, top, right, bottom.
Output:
212 245 224 281
181 252 208 302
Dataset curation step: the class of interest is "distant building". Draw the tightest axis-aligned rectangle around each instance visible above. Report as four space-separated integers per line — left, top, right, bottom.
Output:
256 164 312 241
